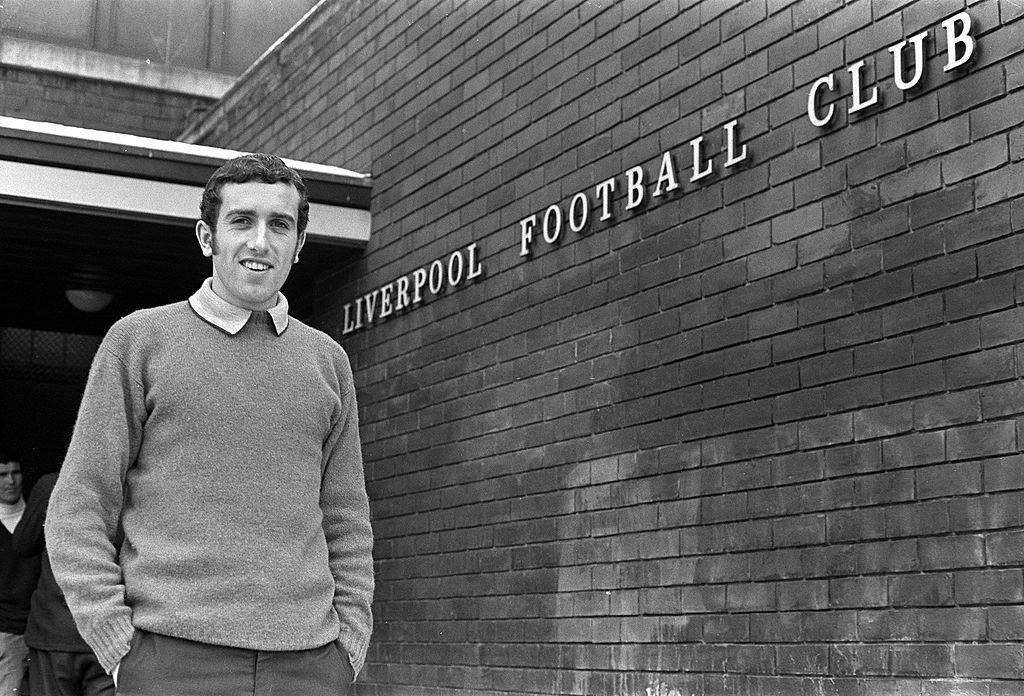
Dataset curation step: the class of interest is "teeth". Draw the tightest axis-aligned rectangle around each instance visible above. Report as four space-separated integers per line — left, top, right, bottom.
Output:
243 261 270 271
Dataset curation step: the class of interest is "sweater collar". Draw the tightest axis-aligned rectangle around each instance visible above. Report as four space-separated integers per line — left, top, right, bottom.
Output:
188 278 290 336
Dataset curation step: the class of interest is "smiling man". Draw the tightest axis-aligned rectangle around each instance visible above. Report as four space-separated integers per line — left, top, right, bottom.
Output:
45 154 374 696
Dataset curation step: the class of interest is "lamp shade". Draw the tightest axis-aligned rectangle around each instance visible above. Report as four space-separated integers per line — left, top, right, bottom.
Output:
65 265 115 313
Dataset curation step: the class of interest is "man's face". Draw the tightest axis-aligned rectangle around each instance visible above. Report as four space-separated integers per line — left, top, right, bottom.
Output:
195 181 306 311
0 461 23 504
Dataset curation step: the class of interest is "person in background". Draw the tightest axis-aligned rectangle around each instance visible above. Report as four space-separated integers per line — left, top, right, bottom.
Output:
45 153 374 696
0 449 41 695
13 471 113 696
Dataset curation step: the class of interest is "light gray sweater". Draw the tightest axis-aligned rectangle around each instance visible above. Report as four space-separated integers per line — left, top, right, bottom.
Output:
46 301 373 677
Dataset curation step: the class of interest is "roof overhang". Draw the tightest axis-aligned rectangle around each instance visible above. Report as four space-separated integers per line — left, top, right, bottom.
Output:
0 116 372 247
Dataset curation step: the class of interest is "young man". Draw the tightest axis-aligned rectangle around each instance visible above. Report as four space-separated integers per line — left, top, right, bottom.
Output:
46 154 374 696
0 451 41 696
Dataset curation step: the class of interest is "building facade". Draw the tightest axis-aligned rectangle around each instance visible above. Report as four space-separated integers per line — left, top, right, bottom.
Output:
8 0 1024 694
187 0 1024 693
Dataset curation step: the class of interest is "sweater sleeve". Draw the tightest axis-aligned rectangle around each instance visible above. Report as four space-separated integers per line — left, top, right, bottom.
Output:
11 473 56 557
45 325 145 673
321 352 374 680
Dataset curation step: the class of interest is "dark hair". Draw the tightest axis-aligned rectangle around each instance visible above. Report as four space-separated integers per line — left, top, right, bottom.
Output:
199 153 310 236
0 446 21 464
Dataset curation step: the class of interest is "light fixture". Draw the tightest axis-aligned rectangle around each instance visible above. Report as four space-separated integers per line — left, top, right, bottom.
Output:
65 265 115 313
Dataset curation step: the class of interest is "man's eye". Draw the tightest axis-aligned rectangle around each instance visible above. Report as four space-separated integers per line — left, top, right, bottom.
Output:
231 217 251 226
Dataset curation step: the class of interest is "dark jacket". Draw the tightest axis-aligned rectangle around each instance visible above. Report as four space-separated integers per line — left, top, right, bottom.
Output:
0 495 40 635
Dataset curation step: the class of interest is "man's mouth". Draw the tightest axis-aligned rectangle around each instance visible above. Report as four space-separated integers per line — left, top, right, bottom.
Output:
241 260 272 272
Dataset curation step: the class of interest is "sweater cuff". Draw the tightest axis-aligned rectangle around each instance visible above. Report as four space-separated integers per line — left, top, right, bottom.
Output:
87 615 135 674
336 629 368 681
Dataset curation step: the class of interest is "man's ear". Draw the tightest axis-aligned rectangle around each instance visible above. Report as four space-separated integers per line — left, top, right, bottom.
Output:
294 231 307 261
196 220 215 257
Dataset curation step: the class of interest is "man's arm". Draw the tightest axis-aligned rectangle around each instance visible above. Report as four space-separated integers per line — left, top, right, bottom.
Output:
45 326 145 674
11 472 57 557
321 353 374 681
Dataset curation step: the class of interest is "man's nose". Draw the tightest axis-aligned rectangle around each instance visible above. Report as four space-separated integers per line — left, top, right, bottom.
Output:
247 222 270 251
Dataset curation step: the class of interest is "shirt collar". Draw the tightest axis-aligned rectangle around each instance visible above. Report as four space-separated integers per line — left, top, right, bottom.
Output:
188 278 290 336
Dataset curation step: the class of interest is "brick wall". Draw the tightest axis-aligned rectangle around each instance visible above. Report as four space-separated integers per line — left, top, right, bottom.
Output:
0 65 215 138
193 0 1024 693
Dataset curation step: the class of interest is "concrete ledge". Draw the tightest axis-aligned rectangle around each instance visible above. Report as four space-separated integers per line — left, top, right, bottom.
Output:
0 36 236 99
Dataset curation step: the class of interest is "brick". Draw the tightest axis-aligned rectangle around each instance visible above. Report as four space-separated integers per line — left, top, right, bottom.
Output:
829 644 889 677
913 391 981 430
913 250 977 294
824 183 881 226
827 374 883 412
854 336 912 372
976 158 1024 208
824 246 882 287
777 645 829 675
909 182 974 229
774 326 824 362
747 242 797 280
885 163 951 224
853 403 912 441
947 346 1016 390
798 286 853 325
851 204 909 247
990 606 1024 640
919 608 987 641
919 534 985 570
882 431 946 469
954 644 1024 680
944 274 1016 323
943 134 1010 184
989 530 1024 566
826 509 886 543
881 362 945 400
983 455 1024 492
891 644 953 677
777 580 828 611
852 269 912 311
946 420 1017 461
883 226 945 270
980 307 1024 348
906 116 970 164
914 320 980 362
773 264 825 302
978 233 1024 277
889 573 954 607
955 569 1024 605
829 576 888 608
771 203 824 243
858 609 918 641
949 492 1024 532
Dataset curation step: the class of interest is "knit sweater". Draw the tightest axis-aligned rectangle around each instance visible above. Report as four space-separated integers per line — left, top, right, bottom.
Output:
45 300 374 676
12 473 91 651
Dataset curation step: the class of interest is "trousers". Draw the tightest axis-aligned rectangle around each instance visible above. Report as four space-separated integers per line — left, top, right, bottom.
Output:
23 649 114 696
0 632 27 696
117 630 353 696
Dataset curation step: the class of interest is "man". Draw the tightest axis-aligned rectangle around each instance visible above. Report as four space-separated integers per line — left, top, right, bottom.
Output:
46 153 374 696
0 450 41 695
13 472 113 696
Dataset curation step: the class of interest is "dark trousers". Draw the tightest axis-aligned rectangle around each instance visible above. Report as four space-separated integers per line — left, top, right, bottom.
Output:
117 631 352 696
23 649 114 696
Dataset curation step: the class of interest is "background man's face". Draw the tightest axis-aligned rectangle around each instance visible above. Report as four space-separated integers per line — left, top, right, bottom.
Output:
0 461 23 504
196 181 305 311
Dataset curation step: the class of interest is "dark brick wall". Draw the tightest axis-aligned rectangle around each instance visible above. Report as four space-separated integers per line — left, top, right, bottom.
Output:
0 66 214 138
194 0 1024 693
